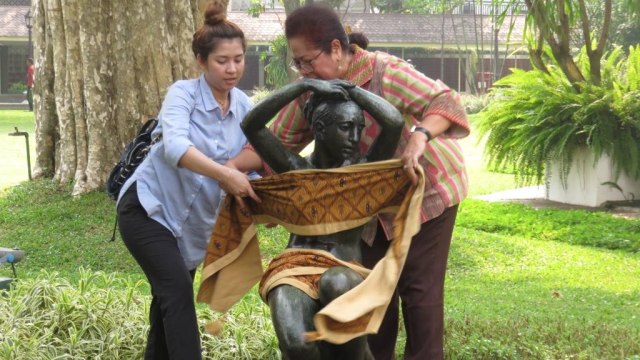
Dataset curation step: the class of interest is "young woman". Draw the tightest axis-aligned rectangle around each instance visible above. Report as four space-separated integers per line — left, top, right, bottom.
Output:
231 4 470 359
241 78 403 359
116 3 257 359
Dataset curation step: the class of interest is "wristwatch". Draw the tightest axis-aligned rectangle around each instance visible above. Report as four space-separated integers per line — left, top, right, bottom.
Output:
410 125 433 142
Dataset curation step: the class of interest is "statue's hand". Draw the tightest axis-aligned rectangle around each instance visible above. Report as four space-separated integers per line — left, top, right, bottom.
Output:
329 79 355 89
304 79 349 100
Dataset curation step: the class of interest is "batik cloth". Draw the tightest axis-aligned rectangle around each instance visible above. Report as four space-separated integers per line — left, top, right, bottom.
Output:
258 248 371 301
196 159 424 344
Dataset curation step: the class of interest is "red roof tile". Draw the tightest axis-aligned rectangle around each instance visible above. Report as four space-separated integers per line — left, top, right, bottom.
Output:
1 6 524 47
228 11 525 46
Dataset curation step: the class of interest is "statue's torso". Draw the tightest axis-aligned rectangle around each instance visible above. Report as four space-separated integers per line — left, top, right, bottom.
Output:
287 226 364 263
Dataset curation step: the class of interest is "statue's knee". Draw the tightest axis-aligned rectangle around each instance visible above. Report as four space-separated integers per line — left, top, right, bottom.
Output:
318 267 363 305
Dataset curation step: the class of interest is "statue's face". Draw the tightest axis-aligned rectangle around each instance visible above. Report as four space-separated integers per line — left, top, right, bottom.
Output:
315 102 365 162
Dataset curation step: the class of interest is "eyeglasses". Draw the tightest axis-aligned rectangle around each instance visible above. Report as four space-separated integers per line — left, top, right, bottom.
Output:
289 51 323 72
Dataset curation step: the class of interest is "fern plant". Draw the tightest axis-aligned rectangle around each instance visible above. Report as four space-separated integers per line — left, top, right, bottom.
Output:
477 45 640 186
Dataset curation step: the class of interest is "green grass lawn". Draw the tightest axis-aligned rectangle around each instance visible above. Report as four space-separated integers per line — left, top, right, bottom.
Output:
463 114 519 196
0 110 36 190
1 110 639 359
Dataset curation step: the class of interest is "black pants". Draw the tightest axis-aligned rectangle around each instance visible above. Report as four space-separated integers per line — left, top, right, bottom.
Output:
26 87 33 111
361 205 459 360
117 184 202 360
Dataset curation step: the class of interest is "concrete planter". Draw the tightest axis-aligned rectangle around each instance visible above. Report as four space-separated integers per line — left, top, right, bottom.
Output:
546 147 640 207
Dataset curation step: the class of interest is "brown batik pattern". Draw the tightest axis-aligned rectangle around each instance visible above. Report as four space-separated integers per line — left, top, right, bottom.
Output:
202 164 409 267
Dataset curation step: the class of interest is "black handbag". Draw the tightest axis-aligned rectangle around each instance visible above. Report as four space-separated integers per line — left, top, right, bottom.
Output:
106 118 159 201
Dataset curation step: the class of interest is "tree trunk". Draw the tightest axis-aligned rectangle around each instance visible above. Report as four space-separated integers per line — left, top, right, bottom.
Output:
524 0 585 91
32 0 201 195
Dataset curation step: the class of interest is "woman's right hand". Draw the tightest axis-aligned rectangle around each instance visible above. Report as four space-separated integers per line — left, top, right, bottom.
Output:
219 165 261 209
303 79 349 100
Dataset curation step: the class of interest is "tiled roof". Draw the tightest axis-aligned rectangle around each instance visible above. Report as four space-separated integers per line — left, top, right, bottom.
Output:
0 6 29 37
228 12 286 43
1 6 525 47
228 11 525 46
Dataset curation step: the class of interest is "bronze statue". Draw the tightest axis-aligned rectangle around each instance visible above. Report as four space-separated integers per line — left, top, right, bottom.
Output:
241 79 403 359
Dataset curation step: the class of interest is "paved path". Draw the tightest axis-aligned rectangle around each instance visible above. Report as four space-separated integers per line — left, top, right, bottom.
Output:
0 101 28 110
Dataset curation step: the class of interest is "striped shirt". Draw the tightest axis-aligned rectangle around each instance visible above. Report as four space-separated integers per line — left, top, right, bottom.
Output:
269 46 470 241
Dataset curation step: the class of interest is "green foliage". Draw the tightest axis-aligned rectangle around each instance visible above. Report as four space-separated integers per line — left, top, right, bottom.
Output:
0 271 280 360
402 0 464 14
247 0 265 17
200 291 280 359
460 93 488 114
249 87 273 105
477 46 640 185
0 110 35 189
447 222 640 359
261 34 289 89
0 179 139 276
7 82 27 94
0 270 149 359
370 0 404 13
1 115 638 359
457 199 640 252
610 0 640 50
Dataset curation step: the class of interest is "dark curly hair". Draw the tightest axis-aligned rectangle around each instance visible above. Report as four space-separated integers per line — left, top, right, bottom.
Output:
285 4 369 53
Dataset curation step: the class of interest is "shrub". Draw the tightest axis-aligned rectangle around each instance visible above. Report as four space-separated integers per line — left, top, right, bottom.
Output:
8 82 27 94
0 270 280 359
461 93 489 115
261 34 289 89
0 270 148 359
477 46 640 185
250 87 272 105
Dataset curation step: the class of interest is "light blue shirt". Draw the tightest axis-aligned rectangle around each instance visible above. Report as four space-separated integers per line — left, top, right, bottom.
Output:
118 75 253 270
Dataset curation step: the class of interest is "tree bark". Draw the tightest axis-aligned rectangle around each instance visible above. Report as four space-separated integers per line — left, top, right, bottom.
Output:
579 0 612 85
33 0 201 195
32 0 57 179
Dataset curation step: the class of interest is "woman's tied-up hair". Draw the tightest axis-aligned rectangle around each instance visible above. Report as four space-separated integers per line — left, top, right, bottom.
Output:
192 2 247 60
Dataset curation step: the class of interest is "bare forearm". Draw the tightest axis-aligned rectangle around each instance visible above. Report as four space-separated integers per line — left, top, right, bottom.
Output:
416 114 452 140
347 86 402 130
419 91 469 139
177 146 231 182
178 146 260 201
227 148 264 172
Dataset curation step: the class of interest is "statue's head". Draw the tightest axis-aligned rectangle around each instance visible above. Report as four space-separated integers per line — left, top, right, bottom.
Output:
304 95 365 164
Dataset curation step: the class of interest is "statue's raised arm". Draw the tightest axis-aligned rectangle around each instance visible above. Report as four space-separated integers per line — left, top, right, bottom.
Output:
241 79 403 172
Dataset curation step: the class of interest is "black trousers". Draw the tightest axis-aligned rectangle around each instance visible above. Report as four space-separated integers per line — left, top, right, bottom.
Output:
361 205 459 360
26 87 33 111
117 184 202 360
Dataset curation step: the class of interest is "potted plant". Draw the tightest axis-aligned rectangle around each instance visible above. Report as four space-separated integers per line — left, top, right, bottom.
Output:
477 46 640 207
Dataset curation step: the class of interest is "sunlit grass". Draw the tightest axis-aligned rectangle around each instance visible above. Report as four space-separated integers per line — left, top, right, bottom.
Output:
462 114 520 196
0 110 35 190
